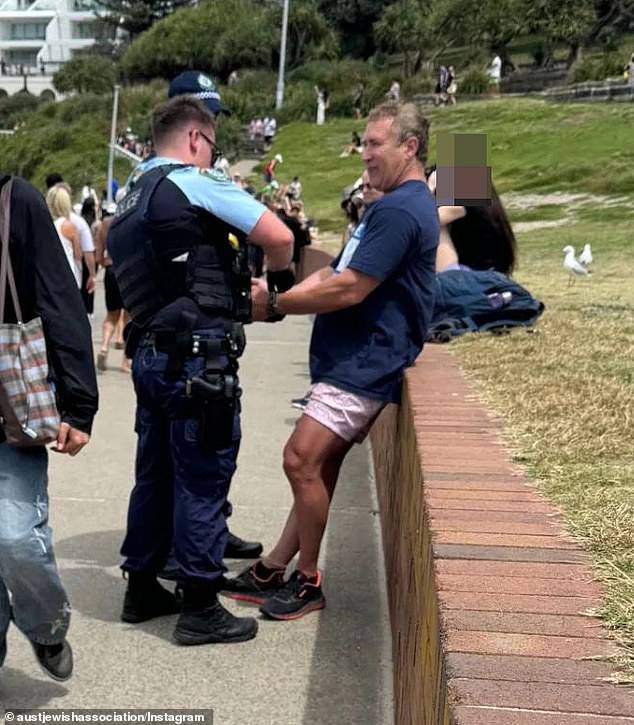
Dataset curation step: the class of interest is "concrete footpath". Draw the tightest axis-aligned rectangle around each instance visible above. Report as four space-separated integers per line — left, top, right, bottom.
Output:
0 286 393 724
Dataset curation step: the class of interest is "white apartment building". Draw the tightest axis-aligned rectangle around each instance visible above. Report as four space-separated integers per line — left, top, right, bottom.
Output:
0 0 110 75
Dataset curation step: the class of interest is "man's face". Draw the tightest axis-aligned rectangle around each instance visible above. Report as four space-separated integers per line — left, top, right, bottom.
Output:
362 117 413 192
189 124 218 169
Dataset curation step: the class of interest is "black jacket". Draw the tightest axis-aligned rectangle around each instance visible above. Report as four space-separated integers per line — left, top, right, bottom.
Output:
0 175 98 441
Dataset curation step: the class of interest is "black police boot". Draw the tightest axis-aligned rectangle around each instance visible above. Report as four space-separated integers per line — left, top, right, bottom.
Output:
173 582 258 646
224 531 263 559
121 571 181 624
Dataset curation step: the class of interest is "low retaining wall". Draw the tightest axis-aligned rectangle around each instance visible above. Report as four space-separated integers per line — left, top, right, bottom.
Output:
299 247 633 724
371 347 632 725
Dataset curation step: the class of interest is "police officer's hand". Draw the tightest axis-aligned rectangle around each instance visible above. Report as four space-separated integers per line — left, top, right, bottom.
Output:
250 277 269 321
52 422 91 457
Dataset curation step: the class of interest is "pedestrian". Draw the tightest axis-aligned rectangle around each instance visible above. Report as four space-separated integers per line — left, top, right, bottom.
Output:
446 65 458 105
386 79 400 102
263 153 283 184
315 86 327 125
0 173 98 680
487 53 502 91
435 65 450 106
94 200 129 373
352 81 364 119
46 185 83 290
264 116 277 147
254 117 265 153
223 101 439 620
44 175 97 314
108 94 294 645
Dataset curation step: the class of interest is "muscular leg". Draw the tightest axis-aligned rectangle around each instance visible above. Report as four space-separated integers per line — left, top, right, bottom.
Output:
266 415 353 577
266 430 352 568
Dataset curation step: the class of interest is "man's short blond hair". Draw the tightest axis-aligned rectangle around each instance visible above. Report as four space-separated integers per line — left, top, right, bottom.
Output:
367 102 430 163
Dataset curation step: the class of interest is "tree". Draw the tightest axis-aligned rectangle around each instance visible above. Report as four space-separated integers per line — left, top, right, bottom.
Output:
97 0 193 38
440 0 529 73
525 0 596 66
53 56 117 95
121 0 276 81
374 0 455 76
282 0 340 67
317 0 396 57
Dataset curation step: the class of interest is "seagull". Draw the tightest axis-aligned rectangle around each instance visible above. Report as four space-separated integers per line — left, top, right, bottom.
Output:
578 243 593 267
563 245 590 286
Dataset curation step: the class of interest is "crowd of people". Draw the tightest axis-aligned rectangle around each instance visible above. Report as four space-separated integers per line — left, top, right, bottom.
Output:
0 62 545 689
116 128 154 160
248 116 277 153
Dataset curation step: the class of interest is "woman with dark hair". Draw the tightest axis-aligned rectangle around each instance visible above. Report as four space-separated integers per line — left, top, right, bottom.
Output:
426 167 517 275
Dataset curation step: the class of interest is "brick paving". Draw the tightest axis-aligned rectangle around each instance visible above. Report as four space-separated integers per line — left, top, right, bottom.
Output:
414 346 634 724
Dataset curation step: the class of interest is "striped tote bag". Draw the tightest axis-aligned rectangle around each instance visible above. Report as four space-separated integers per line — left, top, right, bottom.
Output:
0 178 60 446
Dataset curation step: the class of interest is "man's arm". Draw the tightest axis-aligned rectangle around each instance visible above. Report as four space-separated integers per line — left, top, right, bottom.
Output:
278 267 379 314
252 267 379 319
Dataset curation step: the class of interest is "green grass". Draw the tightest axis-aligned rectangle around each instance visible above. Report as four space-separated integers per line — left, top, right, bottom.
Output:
507 204 567 223
270 99 634 232
451 220 634 677
270 98 634 677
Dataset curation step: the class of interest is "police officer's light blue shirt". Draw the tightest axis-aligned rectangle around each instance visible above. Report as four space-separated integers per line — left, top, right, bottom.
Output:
126 157 265 235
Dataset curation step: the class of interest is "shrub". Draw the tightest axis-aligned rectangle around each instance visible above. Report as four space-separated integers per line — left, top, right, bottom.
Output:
568 52 627 83
458 68 490 95
53 56 117 94
0 92 39 129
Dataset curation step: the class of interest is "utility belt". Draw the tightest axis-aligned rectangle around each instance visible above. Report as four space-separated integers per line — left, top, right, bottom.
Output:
139 314 245 451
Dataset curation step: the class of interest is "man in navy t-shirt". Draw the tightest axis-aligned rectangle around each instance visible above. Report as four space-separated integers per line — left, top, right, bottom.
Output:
223 102 439 619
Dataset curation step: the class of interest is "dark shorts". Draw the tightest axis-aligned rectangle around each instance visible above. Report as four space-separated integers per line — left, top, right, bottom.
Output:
104 267 123 312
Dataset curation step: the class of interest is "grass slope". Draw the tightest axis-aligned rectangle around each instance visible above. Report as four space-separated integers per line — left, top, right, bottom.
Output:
270 98 634 231
271 98 634 676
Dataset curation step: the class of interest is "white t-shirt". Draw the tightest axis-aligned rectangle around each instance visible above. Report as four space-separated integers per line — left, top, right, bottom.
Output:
489 56 502 81
54 218 82 288
70 211 95 253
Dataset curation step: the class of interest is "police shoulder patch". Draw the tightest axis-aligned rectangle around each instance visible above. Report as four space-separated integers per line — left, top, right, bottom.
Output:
199 167 230 184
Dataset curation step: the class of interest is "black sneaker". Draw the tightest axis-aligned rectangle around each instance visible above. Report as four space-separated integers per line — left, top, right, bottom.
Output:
290 397 309 411
121 575 181 623
221 561 286 605
31 641 73 682
259 570 326 621
224 532 263 559
174 599 258 645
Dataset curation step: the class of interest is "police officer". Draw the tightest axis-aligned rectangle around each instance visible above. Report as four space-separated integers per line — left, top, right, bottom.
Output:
108 95 293 645
168 70 265 562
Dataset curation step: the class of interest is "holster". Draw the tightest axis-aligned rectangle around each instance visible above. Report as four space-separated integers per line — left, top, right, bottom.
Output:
185 324 243 451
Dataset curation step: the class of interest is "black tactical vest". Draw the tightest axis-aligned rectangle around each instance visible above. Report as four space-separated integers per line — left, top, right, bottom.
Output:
108 164 251 326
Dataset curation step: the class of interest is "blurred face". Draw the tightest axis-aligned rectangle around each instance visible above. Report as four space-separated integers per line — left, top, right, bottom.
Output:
362 117 417 192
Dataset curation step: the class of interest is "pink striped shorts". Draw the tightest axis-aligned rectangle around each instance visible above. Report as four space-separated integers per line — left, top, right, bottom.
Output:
303 382 386 443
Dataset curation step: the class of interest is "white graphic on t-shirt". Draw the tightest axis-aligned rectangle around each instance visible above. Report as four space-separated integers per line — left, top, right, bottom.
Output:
336 222 365 273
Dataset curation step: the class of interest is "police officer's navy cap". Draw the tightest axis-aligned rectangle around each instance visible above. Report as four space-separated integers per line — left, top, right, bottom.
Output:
168 71 231 116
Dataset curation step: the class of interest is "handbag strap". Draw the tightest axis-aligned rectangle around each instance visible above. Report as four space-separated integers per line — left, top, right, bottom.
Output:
0 177 22 324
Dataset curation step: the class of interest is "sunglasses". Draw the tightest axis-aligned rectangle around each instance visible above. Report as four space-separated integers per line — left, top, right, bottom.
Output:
194 129 222 166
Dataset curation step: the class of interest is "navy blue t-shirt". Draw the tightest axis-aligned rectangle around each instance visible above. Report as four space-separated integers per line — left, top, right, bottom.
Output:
309 180 439 403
